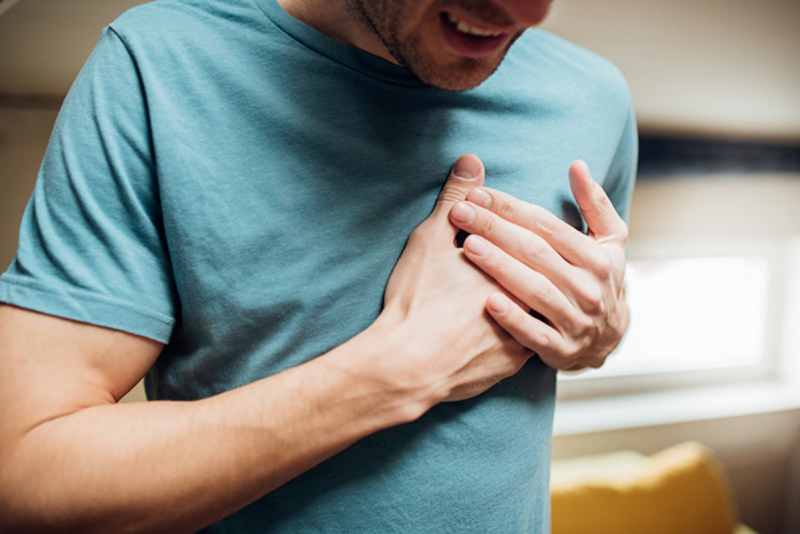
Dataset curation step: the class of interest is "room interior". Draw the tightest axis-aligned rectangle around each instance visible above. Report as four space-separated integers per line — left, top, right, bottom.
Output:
1 0 798 532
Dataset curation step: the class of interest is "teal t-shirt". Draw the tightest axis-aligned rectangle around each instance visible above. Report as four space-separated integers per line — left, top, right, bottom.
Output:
0 0 637 531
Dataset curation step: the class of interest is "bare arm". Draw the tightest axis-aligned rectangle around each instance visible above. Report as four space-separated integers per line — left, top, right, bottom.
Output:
0 305 422 533
0 155 530 533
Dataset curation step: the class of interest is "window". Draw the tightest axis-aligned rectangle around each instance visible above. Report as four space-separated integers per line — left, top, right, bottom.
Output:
557 237 789 400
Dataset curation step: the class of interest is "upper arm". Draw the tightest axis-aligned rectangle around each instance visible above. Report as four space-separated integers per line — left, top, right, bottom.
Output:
0 29 176 443
0 27 178 352
0 305 162 443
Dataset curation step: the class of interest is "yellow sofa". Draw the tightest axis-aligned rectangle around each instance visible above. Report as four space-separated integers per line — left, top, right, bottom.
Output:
551 442 757 534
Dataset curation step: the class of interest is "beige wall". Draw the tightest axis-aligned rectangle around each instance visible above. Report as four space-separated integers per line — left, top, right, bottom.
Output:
541 0 800 141
0 107 57 270
629 174 800 240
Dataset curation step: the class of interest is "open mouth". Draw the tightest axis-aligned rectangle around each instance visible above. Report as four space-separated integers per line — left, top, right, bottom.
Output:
439 12 510 57
444 12 505 37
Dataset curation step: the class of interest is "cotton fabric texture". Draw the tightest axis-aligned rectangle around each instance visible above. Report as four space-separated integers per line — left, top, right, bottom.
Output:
0 0 637 531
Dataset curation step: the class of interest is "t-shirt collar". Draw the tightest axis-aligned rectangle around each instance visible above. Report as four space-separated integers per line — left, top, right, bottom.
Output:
254 0 430 87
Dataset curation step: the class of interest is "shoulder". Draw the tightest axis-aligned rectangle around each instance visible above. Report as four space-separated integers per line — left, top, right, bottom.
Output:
516 30 629 89
106 0 271 53
503 29 633 114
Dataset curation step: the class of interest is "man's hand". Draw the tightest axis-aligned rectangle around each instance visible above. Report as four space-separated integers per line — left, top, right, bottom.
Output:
447 159 629 371
372 154 531 405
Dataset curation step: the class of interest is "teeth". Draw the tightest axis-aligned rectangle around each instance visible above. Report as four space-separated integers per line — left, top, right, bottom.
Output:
446 13 503 37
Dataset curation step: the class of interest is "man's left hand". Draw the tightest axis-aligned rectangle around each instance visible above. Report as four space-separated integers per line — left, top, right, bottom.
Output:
449 159 629 371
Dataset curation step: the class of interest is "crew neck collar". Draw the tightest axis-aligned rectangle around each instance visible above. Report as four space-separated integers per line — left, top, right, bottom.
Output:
253 0 430 88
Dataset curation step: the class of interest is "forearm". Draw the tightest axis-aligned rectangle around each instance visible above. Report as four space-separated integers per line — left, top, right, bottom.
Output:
0 322 423 534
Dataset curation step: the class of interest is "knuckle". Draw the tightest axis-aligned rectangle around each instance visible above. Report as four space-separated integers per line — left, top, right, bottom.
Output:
576 285 604 315
508 306 526 331
437 187 469 206
522 235 544 264
495 196 515 221
526 284 547 306
528 283 555 311
591 255 613 279
528 327 552 351
565 338 590 360
552 349 574 369
531 208 557 237
488 254 509 278
593 183 613 207
477 212 496 236
572 314 596 339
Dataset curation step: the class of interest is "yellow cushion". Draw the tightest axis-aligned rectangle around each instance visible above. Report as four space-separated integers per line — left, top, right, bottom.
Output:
551 442 738 534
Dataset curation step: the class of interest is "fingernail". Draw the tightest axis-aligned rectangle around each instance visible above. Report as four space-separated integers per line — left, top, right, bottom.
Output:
453 156 480 180
451 202 476 224
487 293 510 314
468 188 492 208
464 235 489 257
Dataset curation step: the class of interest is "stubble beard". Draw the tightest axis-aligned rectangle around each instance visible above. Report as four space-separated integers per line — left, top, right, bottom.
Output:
346 0 522 91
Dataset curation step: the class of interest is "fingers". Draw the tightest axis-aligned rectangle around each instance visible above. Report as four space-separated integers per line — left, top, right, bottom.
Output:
484 292 564 367
464 186 595 267
568 160 628 244
462 234 584 337
485 292 605 371
450 200 584 303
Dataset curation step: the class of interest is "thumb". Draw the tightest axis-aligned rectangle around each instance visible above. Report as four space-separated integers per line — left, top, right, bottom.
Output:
432 154 485 218
569 160 627 242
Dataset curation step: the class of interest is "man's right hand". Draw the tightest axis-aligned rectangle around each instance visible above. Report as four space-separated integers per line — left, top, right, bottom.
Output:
372 154 532 405
0 155 531 534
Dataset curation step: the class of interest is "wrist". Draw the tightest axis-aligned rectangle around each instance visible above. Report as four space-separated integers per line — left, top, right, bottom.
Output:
320 312 440 428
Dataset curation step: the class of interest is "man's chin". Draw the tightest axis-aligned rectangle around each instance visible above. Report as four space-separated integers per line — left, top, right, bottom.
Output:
406 33 523 91
410 58 502 91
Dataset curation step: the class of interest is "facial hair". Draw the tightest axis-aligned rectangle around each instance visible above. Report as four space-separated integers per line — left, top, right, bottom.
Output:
346 0 524 91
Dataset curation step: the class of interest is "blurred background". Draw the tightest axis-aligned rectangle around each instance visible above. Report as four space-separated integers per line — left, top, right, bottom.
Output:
1 0 798 532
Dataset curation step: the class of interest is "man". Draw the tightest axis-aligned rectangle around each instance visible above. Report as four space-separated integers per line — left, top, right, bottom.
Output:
0 0 636 531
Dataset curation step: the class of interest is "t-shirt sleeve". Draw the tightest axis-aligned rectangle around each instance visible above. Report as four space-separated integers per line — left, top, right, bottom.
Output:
0 27 177 343
602 104 638 224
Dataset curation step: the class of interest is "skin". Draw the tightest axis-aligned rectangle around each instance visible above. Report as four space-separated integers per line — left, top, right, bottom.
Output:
0 159 529 533
0 0 630 531
280 0 553 90
452 160 629 371
279 0 630 365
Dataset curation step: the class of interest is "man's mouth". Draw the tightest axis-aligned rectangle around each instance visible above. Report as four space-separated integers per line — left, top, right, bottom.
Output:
438 12 511 58
444 13 505 37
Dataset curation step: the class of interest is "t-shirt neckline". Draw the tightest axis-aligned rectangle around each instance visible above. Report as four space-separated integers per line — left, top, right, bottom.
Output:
253 0 430 88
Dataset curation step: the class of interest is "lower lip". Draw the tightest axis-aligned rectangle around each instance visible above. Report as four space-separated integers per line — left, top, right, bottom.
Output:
439 13 509 58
